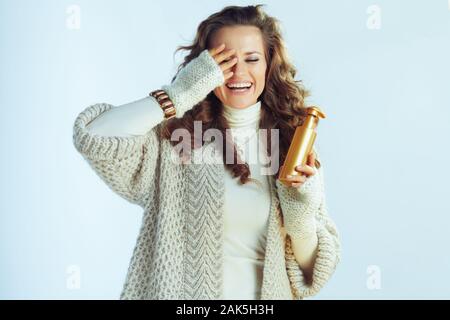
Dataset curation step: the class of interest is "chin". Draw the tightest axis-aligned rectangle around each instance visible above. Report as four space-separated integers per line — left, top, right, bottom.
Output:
222 98 257 109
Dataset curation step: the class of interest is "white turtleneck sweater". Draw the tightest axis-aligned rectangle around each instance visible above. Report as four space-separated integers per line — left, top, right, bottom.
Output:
221 100 270 300
86 97 271 300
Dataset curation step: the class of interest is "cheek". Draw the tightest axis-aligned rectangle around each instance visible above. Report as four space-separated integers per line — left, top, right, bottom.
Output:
253 65 267 83
254 70 266 90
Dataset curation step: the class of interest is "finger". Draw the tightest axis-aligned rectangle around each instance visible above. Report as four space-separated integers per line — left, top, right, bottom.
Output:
286 174 307 183
295 164 315 176
307 151 316 167
215 49 236 63
297 165 315 176
220 57 238 72
224 71 234 80
208 43 225 56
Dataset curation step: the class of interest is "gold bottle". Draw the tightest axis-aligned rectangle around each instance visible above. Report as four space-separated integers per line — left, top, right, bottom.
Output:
278 106 326 186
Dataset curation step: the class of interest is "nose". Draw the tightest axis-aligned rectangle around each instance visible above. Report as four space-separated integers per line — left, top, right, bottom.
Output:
231 57 248 75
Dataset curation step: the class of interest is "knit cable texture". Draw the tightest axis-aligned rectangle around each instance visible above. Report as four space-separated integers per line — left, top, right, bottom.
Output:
72 49 340 299
73 103 340 299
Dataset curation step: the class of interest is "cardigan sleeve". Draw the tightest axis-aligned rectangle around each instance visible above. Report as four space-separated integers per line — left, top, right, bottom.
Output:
72 49 225 208
277 149 341 299
72 101 163 208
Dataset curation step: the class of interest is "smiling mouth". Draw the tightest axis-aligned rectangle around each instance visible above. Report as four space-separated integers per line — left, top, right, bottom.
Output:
226 83 253 93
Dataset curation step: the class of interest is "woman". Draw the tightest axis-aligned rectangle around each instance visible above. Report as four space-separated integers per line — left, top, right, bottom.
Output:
73 4 340 300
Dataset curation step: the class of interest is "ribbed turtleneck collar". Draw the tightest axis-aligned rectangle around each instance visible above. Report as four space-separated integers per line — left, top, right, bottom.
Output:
223 100 261 129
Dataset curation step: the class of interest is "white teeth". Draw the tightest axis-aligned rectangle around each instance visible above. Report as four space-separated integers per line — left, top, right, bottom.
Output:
226 82 252 89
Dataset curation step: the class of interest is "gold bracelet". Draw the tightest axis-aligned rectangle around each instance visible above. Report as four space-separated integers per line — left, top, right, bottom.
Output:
149 89 177 120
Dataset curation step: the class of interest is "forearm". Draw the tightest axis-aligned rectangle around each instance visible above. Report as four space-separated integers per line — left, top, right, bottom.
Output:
86 96 165 137
277 158 341 298
85 49 224 138
276 167 323 282
290 231 319 282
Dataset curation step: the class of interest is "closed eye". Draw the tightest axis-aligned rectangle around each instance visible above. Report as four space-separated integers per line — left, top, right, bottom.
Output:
224 59 259 63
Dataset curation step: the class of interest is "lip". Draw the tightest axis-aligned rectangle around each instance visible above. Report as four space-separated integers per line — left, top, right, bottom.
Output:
226 83 254 95
226 79 253 85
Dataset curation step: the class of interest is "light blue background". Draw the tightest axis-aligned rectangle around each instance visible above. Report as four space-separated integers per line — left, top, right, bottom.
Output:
1 0 449 299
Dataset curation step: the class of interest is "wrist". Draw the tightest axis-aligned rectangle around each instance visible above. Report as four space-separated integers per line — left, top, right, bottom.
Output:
285 212 317 240
162 49 224 117
149 89 177 120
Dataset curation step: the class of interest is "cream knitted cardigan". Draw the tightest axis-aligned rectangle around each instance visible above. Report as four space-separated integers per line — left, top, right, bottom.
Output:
72 50 340 300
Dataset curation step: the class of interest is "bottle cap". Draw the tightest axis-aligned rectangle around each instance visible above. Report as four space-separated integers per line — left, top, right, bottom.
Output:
307 106 326 119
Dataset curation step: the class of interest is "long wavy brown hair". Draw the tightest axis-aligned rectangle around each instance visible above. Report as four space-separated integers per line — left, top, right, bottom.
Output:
160 4 320 185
